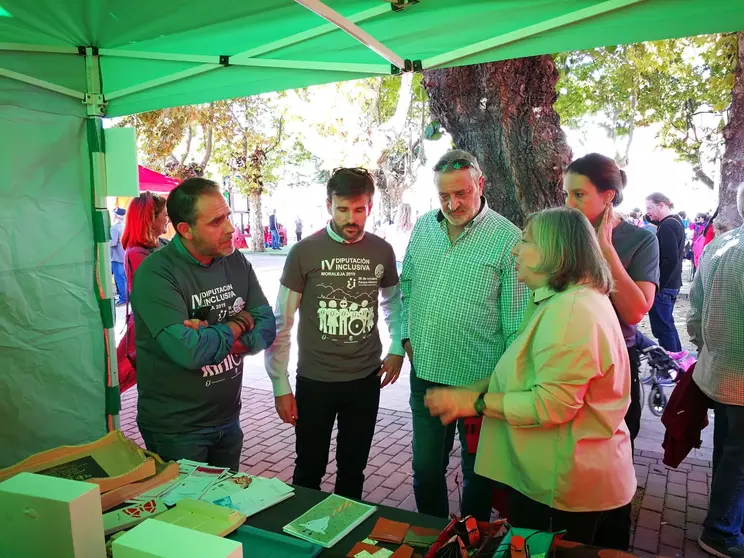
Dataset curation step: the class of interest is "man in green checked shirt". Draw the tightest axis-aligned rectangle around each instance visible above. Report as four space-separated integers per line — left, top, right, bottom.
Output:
400 149 528 521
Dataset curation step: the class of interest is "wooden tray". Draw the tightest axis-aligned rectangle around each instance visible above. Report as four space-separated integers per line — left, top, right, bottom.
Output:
101 452 179 511
0 430 155 493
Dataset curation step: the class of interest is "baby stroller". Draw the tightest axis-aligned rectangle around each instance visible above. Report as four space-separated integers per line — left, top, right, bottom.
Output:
639 345 696 417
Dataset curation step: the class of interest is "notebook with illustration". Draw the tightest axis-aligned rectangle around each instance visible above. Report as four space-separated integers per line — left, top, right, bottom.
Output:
283 494 377 548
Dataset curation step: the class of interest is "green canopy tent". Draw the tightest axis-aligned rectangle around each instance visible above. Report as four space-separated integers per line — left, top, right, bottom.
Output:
1 0 743 467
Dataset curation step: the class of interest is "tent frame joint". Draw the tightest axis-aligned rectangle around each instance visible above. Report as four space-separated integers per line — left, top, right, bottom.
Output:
78 46 99 56
219 55 230 66
391 59 421 74
390 0 419 12
84 93 107 116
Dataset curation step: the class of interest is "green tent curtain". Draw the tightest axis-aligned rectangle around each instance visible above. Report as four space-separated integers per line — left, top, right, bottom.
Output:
1 0 743 465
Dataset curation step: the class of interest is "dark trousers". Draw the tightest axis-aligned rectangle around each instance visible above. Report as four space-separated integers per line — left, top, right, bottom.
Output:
648 288 682 352
139 420 243 470
293 371 380 499
296 232 302 242
410 367 494 521
703 402 744 548
593 345 641 550
508 488 603 545
111 261 127 304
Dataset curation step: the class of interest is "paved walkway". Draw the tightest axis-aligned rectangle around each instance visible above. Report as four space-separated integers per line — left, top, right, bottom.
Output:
119 256 715 557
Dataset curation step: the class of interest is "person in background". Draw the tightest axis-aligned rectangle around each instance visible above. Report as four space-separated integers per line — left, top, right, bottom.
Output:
265 168 403 499
645 193 685 353
269 209 280 250
678 210 690 229
687 184 744 558
111 207 127 306
564 153 659 550
401 149 528 521
295 216 303 242
628 209 644 227
426 207 635 544
122 192 169 283
378 202 414 272
117 192 169 393
131 178 276 469
642 214 658 233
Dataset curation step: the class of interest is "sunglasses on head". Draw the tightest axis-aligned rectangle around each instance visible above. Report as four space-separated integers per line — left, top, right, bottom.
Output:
332 167 370 177
433 158 473 172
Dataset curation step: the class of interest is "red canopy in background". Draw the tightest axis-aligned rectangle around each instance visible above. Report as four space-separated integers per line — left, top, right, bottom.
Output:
138 165 180 194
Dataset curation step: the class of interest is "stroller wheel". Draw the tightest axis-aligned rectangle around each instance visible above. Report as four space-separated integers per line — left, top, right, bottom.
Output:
649 386 668 417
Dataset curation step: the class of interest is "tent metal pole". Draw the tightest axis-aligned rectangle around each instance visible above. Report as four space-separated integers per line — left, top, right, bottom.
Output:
97 50 216 64
0 67 84 98
228 58 390 73
105 65 217 101
233 4 389 61
102 3 394 102
294 0 407 70
0 43 79 54
422 0 647 69
83 47 121 432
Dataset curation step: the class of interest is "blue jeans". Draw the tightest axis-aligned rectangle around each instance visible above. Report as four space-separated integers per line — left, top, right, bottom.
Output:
648 288 682 352
139 421 244 470
410 367 494 521
111 261 127 304
271 230 280 249
703 402 744 547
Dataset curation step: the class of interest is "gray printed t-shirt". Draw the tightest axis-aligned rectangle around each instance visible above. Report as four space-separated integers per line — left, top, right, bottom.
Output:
611 221 660 347
281 229 398 382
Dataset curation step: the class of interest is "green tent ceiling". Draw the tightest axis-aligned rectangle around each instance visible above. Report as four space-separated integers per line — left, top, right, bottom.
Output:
1 0 743 117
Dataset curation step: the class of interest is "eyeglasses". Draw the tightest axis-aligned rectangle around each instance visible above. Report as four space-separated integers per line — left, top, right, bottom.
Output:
433 158 474 172
332 167 370 177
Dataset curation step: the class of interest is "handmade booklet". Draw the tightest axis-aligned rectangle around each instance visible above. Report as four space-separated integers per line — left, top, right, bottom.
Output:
283 494 377 548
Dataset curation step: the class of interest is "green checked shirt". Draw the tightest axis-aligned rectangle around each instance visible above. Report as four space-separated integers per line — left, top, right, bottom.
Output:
400 198 528 386
687 225 744 406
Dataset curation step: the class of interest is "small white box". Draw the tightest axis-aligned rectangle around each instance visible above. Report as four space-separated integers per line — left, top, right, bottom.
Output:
112 519 243 558
0 472 106 557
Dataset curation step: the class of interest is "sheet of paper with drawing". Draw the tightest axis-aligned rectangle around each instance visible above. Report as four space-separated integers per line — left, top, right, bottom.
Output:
211 476 294 517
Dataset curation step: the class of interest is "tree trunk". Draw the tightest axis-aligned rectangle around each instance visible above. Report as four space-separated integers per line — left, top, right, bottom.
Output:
249 190 265 252
718 32 744 231
422 56 572 227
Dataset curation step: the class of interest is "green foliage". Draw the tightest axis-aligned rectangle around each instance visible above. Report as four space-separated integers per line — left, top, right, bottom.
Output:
555 34 737 183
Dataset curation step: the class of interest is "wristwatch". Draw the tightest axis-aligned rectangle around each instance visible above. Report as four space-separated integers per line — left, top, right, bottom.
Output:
474 392 487 416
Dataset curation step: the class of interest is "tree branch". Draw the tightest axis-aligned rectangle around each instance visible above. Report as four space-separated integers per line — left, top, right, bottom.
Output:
201 123 213 169
692 165 715 189
180 126 193 165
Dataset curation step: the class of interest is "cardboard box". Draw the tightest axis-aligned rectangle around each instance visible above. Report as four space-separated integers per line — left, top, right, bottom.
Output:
0 472 106 558
112 519 243 558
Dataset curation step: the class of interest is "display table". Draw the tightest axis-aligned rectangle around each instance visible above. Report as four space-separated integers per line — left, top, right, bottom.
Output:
235 484 446 557
231 485 635 558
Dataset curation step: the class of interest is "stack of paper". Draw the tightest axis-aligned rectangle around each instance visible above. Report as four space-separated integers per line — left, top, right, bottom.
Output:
211 476 294 517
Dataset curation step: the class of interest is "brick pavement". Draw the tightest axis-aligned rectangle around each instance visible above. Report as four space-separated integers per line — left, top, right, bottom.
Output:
120 384 714 558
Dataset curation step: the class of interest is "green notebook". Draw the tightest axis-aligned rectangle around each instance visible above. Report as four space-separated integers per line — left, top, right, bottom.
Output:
283 494 377 548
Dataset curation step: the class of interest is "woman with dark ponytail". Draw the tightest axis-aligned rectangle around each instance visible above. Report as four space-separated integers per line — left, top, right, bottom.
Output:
564 153 660 550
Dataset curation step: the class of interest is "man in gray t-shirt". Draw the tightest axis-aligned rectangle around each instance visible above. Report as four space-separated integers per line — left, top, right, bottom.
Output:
265 168 404 499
